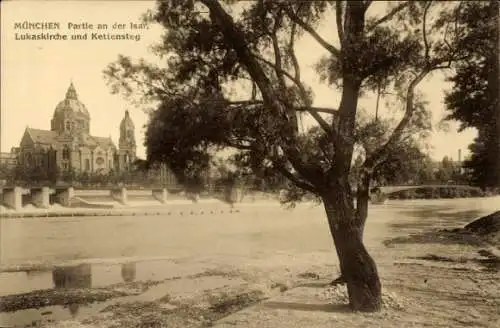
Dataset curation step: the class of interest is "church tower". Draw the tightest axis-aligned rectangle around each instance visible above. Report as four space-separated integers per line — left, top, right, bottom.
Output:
118 110 136 171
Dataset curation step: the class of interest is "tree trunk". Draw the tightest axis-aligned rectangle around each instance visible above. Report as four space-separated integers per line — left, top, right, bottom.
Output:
323 192 382 312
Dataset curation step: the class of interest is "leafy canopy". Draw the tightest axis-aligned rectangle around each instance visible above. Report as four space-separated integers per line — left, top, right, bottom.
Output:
444 0 499 188
105 0 467 199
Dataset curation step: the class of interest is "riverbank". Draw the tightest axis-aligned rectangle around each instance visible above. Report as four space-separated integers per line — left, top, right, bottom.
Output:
386 185 491 200
2 228 498 328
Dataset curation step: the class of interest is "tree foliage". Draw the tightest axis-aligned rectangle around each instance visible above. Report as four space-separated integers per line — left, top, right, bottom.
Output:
106 1 461 196
348 102 434 186
444 0 499 188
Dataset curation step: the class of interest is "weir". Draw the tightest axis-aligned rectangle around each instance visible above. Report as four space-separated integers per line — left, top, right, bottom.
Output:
0 185 228 212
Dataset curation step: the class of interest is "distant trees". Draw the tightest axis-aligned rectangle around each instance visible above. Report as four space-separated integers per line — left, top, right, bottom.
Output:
0 163 15 184
371 142 433 186
434 155 465 184
11 163 59 185
351 145 467 186
434 156 454 183
6 158 169 188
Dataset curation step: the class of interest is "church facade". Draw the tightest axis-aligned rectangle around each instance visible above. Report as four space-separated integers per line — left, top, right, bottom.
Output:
17 82 137 174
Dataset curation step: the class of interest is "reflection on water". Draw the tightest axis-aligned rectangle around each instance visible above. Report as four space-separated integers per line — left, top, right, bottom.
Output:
121 262 136 283
0 260 177 298
26 269 47 279
52 264 92 289
68 303 80 318
0 259 184 328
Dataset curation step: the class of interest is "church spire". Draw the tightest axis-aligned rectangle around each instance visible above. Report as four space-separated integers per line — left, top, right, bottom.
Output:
65 82 78 100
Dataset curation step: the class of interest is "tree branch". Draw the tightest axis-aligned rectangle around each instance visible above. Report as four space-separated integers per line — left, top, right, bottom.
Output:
217 99 338 116
252 54 300 89
364 70 428 170
366 1 410 32
287 17 308 132
355 167 370 231
295 106 338 115
251 82 258 100
336 1 345 47
201 0 324 190
288 20 300 83
270 10 287 90
227 100 263 106
273 163 318 194
224 140 253 151
282 6 340 58
422 1 433 66
252 53 338 139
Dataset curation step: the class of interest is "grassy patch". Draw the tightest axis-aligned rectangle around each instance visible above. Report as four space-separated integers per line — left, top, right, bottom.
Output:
0 280 163 312
206 290 265 316
270 281 290 292
92 288 267 328
409 254 469 263
0 288 134 313
297 271 320 280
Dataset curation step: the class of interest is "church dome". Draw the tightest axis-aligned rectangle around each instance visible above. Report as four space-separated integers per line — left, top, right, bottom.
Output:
53 82 90 119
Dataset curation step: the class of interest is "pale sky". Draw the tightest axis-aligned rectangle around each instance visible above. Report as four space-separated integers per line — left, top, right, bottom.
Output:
1 0 476 161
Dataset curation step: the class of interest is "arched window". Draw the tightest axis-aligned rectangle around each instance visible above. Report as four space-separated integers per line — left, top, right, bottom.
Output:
62 146 70 160
25 152 32 165
96 157 104 166
65 120 71 131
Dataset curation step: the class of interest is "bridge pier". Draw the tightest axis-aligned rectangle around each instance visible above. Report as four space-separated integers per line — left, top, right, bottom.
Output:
152 188 167 204
53 187 74 207
110 187 127 205
31 187 55 209
1 187 30 211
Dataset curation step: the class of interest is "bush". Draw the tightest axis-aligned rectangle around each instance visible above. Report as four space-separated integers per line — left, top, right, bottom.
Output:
387 186 484 200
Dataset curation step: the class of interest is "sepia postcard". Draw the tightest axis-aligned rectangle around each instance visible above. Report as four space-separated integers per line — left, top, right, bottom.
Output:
1 1 499 327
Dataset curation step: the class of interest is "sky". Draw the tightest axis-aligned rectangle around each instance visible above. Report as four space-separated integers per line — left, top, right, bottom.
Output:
1 0 477 162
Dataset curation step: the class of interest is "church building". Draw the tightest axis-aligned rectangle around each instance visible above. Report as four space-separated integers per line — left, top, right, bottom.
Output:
17 82 136 174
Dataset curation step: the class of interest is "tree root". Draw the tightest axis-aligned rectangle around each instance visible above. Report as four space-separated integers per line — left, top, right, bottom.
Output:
329 275 346 286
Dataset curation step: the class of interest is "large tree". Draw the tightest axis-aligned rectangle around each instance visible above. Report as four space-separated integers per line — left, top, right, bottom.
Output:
444 0 499 188
105 1 467 312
